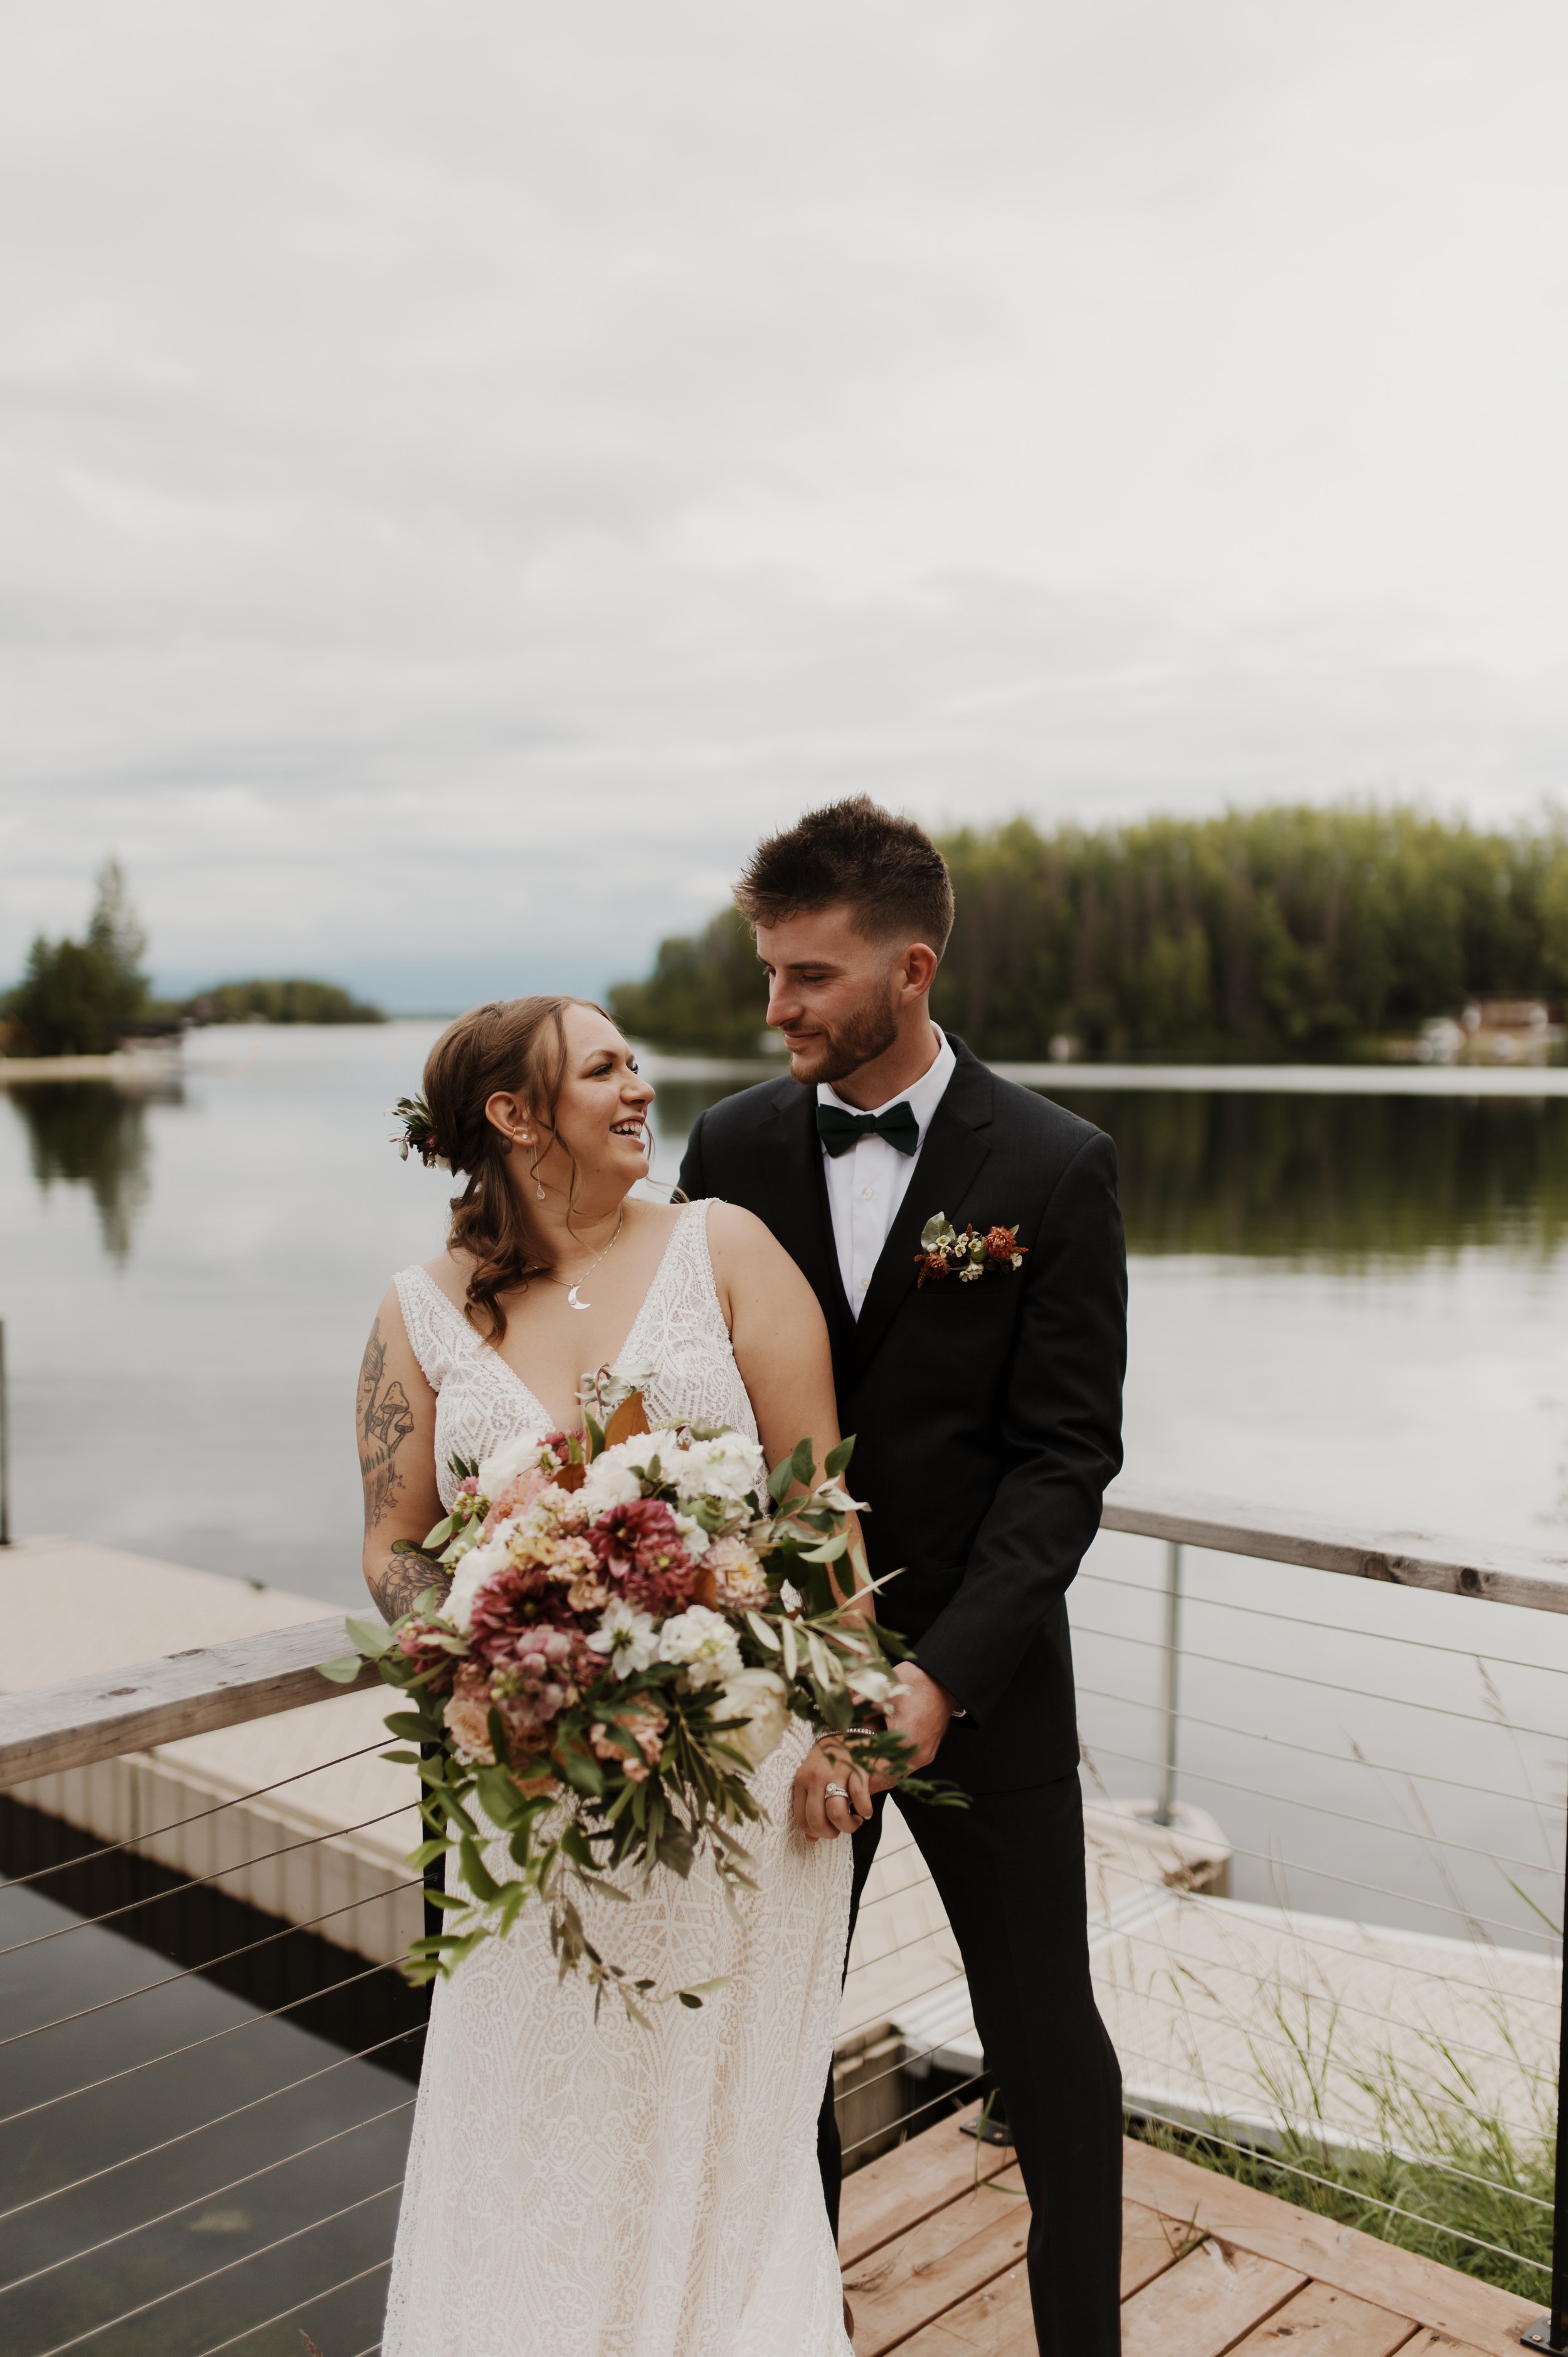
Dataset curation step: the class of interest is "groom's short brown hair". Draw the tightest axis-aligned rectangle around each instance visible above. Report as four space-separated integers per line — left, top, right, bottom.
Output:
734 795 955 955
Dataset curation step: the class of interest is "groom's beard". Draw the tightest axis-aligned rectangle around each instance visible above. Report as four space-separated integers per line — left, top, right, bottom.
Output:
786 996 900 1088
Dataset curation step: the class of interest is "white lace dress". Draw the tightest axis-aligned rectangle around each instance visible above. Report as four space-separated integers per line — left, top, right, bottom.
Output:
381 1203 854 2357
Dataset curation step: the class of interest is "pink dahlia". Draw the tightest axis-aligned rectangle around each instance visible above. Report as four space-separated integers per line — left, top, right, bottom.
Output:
589 1498 696 1615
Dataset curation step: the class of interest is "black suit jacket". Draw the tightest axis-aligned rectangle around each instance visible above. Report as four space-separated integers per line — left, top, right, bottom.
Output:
678 1038 1126 1792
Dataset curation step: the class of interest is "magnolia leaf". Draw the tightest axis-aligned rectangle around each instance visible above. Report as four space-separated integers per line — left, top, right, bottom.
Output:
800 1531 849 1563
780 1617 798 1682
555 1457 586 1494
603 1388 651 1447
583 1411 607 1459
744 1610 780 1651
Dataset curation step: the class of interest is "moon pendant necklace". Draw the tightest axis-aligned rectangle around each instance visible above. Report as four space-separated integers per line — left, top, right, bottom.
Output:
546 1210 626 1312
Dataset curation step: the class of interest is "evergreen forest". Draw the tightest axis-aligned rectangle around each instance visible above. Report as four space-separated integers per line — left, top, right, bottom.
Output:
608 806 1568 1062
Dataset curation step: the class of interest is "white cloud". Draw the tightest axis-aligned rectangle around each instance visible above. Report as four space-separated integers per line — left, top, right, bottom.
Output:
3 1 1567 1004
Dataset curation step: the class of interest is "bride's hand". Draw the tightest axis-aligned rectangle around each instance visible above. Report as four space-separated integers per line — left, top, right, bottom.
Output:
793 1741 873 1842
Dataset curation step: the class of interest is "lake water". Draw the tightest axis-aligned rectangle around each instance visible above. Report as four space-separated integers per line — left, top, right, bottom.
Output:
4 1024 1568 1949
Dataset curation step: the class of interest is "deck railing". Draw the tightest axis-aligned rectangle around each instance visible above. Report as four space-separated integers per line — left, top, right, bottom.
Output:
2 1485 1567 2354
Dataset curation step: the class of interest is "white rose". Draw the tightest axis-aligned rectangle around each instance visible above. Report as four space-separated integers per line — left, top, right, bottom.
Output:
672 1513 711 1558
656 1604 743 1689
474 1431 553 1500
672 1432 766 1513
575 1445 645 1519
713 1668 790 1769
586 1599 660 1673
446 1530 511 1632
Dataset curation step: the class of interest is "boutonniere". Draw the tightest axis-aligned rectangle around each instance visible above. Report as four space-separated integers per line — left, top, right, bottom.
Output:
916 1213 1028 1288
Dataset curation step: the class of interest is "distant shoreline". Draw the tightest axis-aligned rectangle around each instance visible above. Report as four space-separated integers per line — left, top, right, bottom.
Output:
4 1036 1567 1097
0 1046 184 1084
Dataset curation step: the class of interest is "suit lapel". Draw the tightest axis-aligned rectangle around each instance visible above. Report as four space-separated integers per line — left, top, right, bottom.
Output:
850 1042 994 1372
756 1083 856 1349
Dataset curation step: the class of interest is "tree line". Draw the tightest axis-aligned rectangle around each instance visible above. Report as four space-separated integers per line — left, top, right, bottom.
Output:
1 864 384 1056
608 806 1568 1061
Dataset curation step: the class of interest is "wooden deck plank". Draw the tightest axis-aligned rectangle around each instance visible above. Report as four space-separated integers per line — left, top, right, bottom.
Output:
877 2265 1030 2353
1123 2195 1203 2297
1120 2237 1306 2357
1226 2279 1423 2354
1398 2334 1504 2355
845 2168 1029 2354
1121 2142 1541 2356
839 2105 1014 2267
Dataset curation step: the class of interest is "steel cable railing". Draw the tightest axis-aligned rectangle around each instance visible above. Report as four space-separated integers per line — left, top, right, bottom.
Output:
0 2100 416 2301
0 1737 394 1891
188 2272 395 2357
0 1934 418 2132
0 1803 414 1959
0 1876 422 2063
28 2179 406 2357
1073 1720 1562 1882
0 2022 427 2227
4 1495 1568 2354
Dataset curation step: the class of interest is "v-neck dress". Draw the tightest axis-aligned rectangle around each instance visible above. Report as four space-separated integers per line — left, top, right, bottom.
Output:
380 1202 854 2357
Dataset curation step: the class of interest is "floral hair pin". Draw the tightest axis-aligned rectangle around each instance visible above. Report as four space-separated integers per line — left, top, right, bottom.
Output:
391 1092 444 1168
916 1212 1027 1289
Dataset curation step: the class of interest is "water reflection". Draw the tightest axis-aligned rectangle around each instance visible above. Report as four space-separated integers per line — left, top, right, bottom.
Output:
6 1080 179 1262
1053 1088 1568 1262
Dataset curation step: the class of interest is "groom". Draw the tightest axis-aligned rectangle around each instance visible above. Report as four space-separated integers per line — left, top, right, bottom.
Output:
679 797 1126 2356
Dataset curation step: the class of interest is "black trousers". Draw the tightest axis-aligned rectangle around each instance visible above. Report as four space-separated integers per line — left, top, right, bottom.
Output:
818 1769 1122 2357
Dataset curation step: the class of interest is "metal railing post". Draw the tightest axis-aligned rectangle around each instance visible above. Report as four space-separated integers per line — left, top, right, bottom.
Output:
1152 1540 1182 1828
1523 1799 1568 2349
0 1317 11 1547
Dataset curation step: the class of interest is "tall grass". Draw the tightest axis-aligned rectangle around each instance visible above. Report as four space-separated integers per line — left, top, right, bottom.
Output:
1126 1982 1556 2299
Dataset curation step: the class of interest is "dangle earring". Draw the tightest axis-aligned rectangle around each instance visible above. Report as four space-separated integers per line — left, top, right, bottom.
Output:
517 1132 546 1200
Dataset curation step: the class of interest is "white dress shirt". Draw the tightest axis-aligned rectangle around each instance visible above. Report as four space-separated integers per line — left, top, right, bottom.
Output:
818 1029 956 1316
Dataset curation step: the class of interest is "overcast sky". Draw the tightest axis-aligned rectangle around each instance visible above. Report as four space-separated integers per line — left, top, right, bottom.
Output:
4 2 1567 1008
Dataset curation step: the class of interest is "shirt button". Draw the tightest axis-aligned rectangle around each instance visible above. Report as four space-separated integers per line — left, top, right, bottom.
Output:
860 1186 874 1201
858 1277 869 1290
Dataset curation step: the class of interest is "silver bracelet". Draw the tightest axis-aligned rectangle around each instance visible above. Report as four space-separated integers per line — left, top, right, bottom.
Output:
814 1726 878 1747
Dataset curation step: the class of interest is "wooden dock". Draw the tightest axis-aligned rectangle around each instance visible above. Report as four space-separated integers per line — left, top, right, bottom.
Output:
840 2105 1542 2356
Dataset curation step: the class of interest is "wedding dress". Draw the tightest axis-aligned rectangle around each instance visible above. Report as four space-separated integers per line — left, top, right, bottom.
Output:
381 1202 854 2356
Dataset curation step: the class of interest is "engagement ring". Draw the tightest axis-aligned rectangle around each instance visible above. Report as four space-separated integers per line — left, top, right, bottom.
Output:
824 1783 849 1799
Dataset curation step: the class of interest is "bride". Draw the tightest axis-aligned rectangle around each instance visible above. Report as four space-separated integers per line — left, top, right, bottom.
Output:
358 994 868 2357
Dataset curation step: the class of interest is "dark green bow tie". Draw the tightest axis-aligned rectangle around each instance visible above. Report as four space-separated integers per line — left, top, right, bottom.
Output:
816 1100 920 1157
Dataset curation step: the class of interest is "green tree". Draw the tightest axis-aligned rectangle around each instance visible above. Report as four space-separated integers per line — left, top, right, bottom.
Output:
3 861 152 1056
608 806 1568 1062
608 907 769 1055
182 978 386 1024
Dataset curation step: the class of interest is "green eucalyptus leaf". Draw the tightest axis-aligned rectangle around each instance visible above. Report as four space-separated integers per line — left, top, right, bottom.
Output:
345 1615 395 1659
316 1654 365 1685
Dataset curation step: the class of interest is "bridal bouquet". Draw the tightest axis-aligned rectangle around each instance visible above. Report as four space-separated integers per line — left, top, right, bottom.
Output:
324 1376 931 2018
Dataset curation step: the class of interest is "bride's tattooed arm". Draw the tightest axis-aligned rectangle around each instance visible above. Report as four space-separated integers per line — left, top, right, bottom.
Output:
358 1312 450 1620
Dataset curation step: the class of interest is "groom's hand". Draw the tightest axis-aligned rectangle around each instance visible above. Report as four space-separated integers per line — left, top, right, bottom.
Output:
871 1663 956 1790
